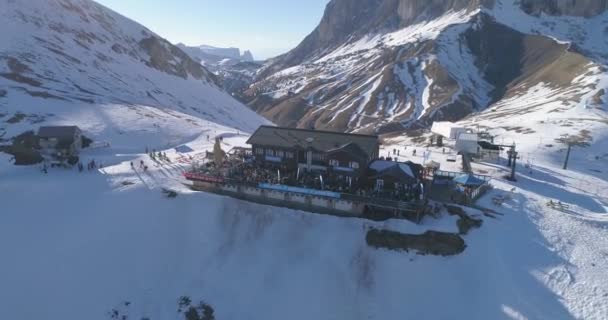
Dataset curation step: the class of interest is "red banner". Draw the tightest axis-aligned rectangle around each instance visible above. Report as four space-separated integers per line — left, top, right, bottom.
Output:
184 172 225 184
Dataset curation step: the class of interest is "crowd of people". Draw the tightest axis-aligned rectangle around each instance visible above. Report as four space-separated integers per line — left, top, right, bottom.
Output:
40 158 103 174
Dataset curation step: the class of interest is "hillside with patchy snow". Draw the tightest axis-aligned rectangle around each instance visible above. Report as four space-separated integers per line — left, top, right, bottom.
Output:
243 0 608 134
0 0 268 149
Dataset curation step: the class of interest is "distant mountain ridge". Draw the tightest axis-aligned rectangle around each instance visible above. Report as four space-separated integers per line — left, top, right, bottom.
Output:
176 43 255 65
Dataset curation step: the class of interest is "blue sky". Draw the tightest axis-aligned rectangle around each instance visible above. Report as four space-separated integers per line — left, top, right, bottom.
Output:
96 0 327 59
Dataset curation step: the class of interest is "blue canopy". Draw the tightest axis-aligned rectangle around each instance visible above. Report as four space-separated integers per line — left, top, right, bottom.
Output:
453 174 486 187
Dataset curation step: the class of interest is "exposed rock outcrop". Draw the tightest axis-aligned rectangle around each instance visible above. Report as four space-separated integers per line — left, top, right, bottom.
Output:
140 37 215 83
366 228 467 256
246 0 606 133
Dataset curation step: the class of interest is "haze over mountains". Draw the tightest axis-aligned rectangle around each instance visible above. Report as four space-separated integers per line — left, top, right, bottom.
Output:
243 0 608 134
176 43 255 66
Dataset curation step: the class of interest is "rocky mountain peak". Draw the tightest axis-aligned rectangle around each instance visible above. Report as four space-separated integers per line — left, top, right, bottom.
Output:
241 50 254 62
246 0 608 134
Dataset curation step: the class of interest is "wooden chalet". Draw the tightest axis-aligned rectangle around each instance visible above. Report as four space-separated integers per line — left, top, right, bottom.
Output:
246 126 380 181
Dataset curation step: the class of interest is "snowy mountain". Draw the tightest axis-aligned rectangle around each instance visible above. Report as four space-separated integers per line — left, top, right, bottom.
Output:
176 43 255 67
176 43 260 95
1 1 607 320
0 0 268 149
244 0 608 134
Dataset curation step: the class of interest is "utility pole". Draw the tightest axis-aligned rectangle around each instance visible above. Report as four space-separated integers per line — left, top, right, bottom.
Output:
563 144 572 170
510 148 518 181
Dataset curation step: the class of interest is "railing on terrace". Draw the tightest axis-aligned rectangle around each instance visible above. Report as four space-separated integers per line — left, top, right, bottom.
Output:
185 172 422 212
434 170 492 182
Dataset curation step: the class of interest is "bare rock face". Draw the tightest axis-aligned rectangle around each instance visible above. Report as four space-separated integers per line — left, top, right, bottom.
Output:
267 0 487 73
139 37 216 82
520 0 608 17
396 0 486 24
247 0 607 133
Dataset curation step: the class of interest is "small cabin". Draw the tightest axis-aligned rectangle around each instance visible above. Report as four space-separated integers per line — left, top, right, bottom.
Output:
367 160 424 200
38 126 82 160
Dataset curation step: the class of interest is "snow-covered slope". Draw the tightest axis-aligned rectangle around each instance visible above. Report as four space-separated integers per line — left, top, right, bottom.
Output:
1 126 607 320
0 0 268 147
244 0 608 134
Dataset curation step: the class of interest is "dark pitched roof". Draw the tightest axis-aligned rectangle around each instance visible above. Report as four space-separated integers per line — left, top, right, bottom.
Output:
369 160 422 181
247 126 379 157
369 163 419 184
454 174 486 186
38 126 80 139
327 142 369 159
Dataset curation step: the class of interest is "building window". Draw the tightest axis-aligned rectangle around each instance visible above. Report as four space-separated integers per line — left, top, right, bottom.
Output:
256 148 264 155
276 150 285 158
312 153 325 161
266 149 274 156
285 152 294 159
350 161 359 169
376 179 384 190
329 159 339 167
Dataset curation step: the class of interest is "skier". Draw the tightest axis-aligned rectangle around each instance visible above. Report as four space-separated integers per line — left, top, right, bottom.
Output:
130 161 134 169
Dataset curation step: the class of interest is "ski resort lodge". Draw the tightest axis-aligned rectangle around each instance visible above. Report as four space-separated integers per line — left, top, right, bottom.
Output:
246 126 380 182
185 125 492 222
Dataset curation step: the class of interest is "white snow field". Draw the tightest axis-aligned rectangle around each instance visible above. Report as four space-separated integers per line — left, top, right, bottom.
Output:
1 122 607 320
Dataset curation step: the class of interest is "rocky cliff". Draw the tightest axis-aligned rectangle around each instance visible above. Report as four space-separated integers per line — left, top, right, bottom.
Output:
245 0 608 133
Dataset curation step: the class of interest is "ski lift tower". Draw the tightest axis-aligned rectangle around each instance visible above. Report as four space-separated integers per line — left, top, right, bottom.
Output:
505 144 519 181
